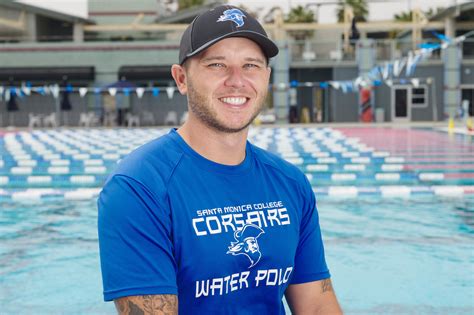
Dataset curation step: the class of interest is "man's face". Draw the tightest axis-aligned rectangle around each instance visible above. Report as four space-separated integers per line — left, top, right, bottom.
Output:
244 238 259 253
177 37 271 133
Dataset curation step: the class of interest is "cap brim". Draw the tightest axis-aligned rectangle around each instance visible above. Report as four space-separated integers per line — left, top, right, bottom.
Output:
183 30 279 64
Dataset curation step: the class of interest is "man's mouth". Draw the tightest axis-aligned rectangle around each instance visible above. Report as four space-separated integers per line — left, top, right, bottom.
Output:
220 97 248 106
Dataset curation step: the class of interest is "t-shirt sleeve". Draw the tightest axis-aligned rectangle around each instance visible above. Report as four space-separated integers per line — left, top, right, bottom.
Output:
98 174 177 301
290 175 330 284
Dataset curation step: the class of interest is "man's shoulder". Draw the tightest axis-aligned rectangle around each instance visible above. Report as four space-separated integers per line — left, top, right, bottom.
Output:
108 131 183 189
250 143 307 183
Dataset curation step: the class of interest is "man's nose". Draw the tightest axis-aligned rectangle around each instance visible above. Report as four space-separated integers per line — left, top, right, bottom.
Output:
224 67 246 88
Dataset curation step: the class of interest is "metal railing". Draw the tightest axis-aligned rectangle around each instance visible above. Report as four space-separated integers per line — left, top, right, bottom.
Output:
289 38 474 62
1 32 473 61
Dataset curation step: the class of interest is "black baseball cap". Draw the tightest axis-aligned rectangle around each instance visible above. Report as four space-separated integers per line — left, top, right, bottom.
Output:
178 5 279 65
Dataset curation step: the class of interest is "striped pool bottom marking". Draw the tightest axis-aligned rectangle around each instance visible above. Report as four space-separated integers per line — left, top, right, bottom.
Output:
304 172 474 183
316 185 474 197
1 127 472 191
1 172 473 187
0 186 473 201
0 188 102 200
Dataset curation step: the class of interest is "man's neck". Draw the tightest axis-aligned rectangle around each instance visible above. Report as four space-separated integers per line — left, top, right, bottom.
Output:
177 119 249 166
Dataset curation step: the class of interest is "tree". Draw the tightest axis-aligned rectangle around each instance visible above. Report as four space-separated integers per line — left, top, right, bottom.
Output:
178 0 205 10
393 7 445 22
336 0 369 23
284 5 315 40
425 7 445 19
394 11 413 22
286 5 315 24
390 7 444 38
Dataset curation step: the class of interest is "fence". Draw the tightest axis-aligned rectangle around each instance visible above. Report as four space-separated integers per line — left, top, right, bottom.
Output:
289 38 474 63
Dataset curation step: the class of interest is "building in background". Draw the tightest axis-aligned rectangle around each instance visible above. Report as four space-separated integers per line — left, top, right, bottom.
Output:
0 0 473 127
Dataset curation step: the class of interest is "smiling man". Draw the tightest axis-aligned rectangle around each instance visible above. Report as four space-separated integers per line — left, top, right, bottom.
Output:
98 5 342 315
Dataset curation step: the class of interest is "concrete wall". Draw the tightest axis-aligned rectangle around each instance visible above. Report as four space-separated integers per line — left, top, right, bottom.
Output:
410 64 440 121
0 41 180 84
461 63 474 83
373 62 444 122
373 84 391 122
87 0 160 41
331 65 359 122
89 0 158 13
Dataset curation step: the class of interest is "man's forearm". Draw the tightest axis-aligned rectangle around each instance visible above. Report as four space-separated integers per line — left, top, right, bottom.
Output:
286 278 343 315
115 294 178 315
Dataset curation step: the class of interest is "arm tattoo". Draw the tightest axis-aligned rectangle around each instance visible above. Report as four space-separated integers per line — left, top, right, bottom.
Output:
115 295 178 315
321 279 333 293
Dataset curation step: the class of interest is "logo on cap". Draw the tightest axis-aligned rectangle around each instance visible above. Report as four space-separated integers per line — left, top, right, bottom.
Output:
217 8 246 28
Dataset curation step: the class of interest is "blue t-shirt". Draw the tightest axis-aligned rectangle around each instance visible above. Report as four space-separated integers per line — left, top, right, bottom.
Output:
98 129 330 314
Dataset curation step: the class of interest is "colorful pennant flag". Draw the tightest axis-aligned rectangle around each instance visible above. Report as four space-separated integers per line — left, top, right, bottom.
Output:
108 88 117 96
79 87 88 97
136 87 145 99
166 87 175 99
50 84 60 99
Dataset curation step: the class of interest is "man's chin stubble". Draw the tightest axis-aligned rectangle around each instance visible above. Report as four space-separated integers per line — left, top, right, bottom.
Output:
187 87 266 133
190 103 257 133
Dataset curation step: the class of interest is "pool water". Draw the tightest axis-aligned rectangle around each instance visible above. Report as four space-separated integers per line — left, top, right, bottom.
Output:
1 195 473 314
0 199 112 314
322 196 473 314
1 126 472 313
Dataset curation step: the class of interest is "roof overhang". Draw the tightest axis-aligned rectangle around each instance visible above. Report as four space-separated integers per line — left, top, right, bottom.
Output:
429 2 474 21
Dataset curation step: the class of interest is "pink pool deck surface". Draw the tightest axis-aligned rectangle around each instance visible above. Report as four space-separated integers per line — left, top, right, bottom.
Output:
337 127 474 181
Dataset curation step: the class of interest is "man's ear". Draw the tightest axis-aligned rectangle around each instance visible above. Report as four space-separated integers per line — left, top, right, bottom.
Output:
171 64 187 95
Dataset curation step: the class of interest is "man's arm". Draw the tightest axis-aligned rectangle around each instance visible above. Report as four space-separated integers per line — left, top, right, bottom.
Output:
285 278 343 315
114 295 178 315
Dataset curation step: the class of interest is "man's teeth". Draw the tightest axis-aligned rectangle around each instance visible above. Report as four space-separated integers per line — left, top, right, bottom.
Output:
221 97 247 105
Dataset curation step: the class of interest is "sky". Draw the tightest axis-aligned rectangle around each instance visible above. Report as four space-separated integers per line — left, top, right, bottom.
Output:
14 0 473 22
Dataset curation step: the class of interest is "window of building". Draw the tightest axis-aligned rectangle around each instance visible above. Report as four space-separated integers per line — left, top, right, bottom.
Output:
411 86 427 108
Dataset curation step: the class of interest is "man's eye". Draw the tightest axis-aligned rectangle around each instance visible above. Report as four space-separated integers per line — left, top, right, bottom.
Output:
244 64 259 69
208 63 225 68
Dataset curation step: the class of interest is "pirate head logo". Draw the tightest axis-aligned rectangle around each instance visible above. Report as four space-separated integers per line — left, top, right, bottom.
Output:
227 224 264 268
217 8 246 28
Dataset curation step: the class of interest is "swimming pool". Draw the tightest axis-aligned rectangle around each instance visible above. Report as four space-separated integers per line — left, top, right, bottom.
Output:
1 196 472 314
1 126 473 314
